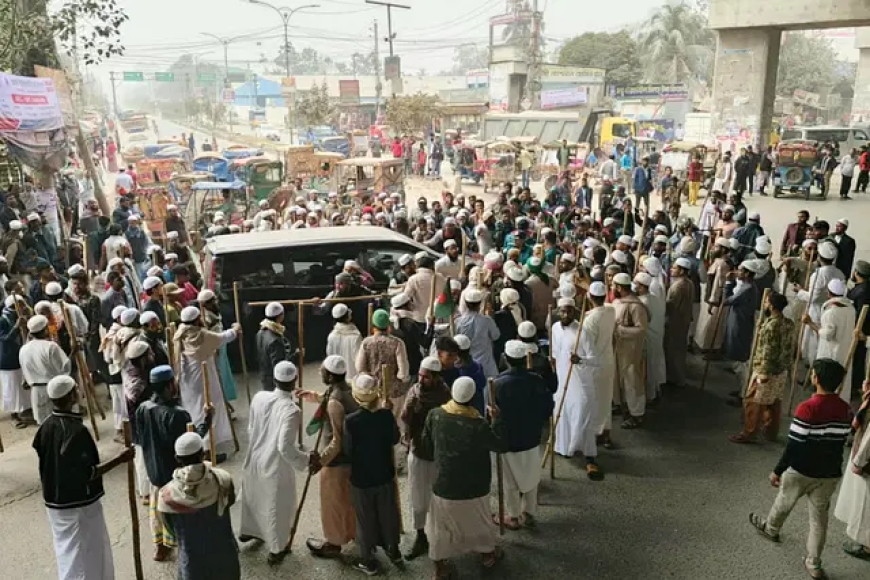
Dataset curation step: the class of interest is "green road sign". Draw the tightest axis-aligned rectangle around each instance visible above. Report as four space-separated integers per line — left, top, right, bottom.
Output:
227 71 248 83
154 72 175 82
123 72 144 82
197 73 217 83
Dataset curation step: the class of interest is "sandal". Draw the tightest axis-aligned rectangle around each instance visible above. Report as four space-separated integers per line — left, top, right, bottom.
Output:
804 558 828 580
520 512 536 529
491 514 520 531
843 541 870 560
621 417 641 430
749 513 780 543
481 546 504 569
586 462 605 481
729 433 758 444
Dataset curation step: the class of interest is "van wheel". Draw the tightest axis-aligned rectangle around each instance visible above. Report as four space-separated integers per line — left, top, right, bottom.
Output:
773 186 780 198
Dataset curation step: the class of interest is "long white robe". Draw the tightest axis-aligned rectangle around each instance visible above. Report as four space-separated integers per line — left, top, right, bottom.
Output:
797 265 845 363
326 322 363 380
47 500 114 580
1 368 28 413
239 389 309 554
814 297 856 402
19 338 71 424
435 255 462 280
834 425 870 545
553 306 616 457
639 293 667 399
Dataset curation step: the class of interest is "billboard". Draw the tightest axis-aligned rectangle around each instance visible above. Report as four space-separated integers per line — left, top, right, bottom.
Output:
339 80 361 106
540 65 606 85
541 86 588 110
466 69 489 89
0 73 64 132
33 66 75 132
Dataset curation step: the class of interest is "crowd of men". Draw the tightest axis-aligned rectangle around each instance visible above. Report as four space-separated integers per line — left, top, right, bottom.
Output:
2 152 870 580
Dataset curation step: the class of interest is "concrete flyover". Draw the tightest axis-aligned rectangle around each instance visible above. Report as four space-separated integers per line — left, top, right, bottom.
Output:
708 0 870 147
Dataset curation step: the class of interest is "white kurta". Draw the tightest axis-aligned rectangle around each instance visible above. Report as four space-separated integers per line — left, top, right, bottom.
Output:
239 389 309 554
326 323 363 380
408 450 439 530
19 339 71 424
47 500 114 580
553 306 616 457
797 265 845 363
640 293 667 398
834 427 870 545
814 297 856 402
1 368 28 413
435 255 462 280
178 329 236 455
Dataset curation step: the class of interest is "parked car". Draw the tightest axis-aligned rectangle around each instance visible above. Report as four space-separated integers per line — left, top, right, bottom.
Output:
204 227 439 366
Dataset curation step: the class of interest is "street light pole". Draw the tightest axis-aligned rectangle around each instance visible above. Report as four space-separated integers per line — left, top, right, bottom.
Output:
249 1 320 144
200 33 240 132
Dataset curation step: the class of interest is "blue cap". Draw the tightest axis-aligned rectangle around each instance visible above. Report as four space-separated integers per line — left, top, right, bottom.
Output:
149 365 174 383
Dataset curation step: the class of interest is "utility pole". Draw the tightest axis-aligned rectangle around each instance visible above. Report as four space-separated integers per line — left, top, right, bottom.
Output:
373 19 382 117
200 33 239 132
365 0 410 58
527 0 543 110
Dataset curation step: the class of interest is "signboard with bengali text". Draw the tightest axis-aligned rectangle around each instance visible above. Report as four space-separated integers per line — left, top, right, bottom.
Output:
0 73 64 132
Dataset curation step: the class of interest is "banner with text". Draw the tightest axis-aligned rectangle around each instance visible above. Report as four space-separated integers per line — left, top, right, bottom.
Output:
614 84 689 100
541 86 588 110
0 73 64 132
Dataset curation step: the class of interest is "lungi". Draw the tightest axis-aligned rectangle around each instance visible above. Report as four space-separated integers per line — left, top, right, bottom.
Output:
427 494 496 561
149 485 177 548
694 303 728 351
350 481 401 558
133 445 149 498
0 368 29 413
502 447 541 518
408 451 438 530
108 383 126 431
31 383 50 424
320 465 356 546
47 501 114 580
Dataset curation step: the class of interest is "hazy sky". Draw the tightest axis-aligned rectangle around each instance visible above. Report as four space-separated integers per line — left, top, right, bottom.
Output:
94 0 664 81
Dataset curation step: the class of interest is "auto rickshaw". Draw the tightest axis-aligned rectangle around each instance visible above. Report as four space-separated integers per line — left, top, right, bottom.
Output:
481 140 517 192
193 152 231 181
307 151 344 193
169 172 214 214
773 139 818 200
453 139 485 184
660 141 709 181
222 146 262 160
337 157 404 195
242 158 283 201
536 141 582 191
184 181 248 239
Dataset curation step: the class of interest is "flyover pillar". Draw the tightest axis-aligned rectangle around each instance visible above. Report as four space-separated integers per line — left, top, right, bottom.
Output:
851 28 870 123
710 28 781 151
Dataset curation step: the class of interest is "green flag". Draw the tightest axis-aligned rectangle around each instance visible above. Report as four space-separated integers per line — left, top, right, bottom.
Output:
433 278 455 320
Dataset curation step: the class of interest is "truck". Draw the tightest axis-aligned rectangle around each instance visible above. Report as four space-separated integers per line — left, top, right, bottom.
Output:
119 111 149 134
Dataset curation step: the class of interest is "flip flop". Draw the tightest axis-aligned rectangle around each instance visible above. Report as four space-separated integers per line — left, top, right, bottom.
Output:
843 541 870 560
621 417 641 430
491 514 520 531
586 463 605 481
481 546 505 569
749 513 780 543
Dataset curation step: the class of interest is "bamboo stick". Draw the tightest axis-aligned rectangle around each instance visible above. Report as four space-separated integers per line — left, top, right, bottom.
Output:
634 208 648 275
787 261 821 414
232 282 251 405
122 420 144 580
367 302 374 335
201 361 217 465
837 305 869 395
248 293 390 307
700 300 726 392
382 367 404 534
297 302 305 446
60 303 104 441
459 230 467 276
487 377 505 536
742 288 772 397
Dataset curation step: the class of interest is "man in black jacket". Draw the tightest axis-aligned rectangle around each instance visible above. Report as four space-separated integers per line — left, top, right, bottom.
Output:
733 148 753 198
848 260 870 398
256 302 294 392
833 218 856 278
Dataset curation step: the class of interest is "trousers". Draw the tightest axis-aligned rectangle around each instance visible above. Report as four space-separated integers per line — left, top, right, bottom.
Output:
505 484 538 519
765 468 839 560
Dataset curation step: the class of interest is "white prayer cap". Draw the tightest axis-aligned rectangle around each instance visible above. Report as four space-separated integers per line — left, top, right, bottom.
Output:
613 272 632 286
108 257 124 270
273 360 298 382
802 239 817 248
827 278 846 296
450 279 462 291
554 206 567 214
603 217 615 227
464 289 483 303
444 217 456 225
654 224 668 233
454 334 471 351
112 305 127 320
121 308 139 325
739 260 760 274
27 315 48 333
214 211 226 220
500 288 519 305
67 264 85 277
618 235 632 246
265 302 284 318
679 237 697 254
723 204 735 212
633 272 652 287
166 231 180 239
143 276 162 291
715 237 730 248
420 356 442 373
583 247 594 261
27 212 40 221
443 239 458 249
583 238 600 248
147 266 163 277
332 303 349 319
180 306 200 323
352 374 378 401
518 320 537 339
506 267 525 282
9 220 23 231
126 340 150 360
505 340 528 359
414 251 429 262
484 251 503 266
748 211 760 222
174 432 204 457
560 282 576 298
3 295 13 308
258 199 270 208
391 293 410 308
589 281 607 297
611 249 627 264
139 311 159 326
45 281 63 296
398 253 413 267
643 257 662 276
322 354 347 375
167 204 178 211
755 239 771 255
451 376 476 404
127 214 141 223
34 300 51 314
197 289 215 303
557 297 575 308
818 242 837 260
654 234 669 245
675 257 692 270
838 218 849 227
561 252 576 263
47 375 77 399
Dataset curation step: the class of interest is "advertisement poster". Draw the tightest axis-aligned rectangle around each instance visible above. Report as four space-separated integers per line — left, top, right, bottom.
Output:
0 73 64 132
638 119 675 141
541 87 588 110
488 70 509 112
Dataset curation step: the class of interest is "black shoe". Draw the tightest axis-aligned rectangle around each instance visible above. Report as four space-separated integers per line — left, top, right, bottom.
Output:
844 196 852 200
404 532 429 560
215 453 228 465
352 558 381 576
306 539 342 558
386 547 404 568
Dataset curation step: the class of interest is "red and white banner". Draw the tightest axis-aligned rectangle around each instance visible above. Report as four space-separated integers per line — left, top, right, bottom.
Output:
0 73 64 132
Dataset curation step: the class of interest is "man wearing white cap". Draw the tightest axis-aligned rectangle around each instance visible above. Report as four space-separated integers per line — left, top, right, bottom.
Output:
124 213 153 282
400 356 450 559
435 239 463 280
141 276 166 327
695 237 733 352
801 278 856 402
634 272 666 404
20 315 71 424
199 290 238 405
388 292 426 377
493 340 554 526
665 258 696 388
174 305 241 460
403 253 447 325
833 218 856 278
422 376 508 576
722 261 761 387
795 241 845 366
390 253 416 289
454 289 500 378
612 272 649 429
0 295 30 427
239 361 316 564
327 303 362 381
33 375 133 580
256 302 294 393
165 204 190 244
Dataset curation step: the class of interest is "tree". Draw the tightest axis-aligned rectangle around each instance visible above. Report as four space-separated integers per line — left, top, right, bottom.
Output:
295 82 337 127
558 31 643 86
637 2 715 85
449 44 489 74
385 93 442 134
776 33 838 97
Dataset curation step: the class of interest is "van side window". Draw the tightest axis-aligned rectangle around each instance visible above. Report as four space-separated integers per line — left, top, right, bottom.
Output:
290 245 359 288
854 130 869 141
360 246 409 286
222 249 291 290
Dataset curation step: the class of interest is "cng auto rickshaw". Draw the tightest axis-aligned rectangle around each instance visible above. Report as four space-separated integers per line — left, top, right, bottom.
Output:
193 152 231 181
773 139 818 200
660 141 709 181
337 157 404 195
243 158 284 201
481 140 517 192
309 151 344 193
169 172 214 215
454 140 485 184
184 180 248 245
